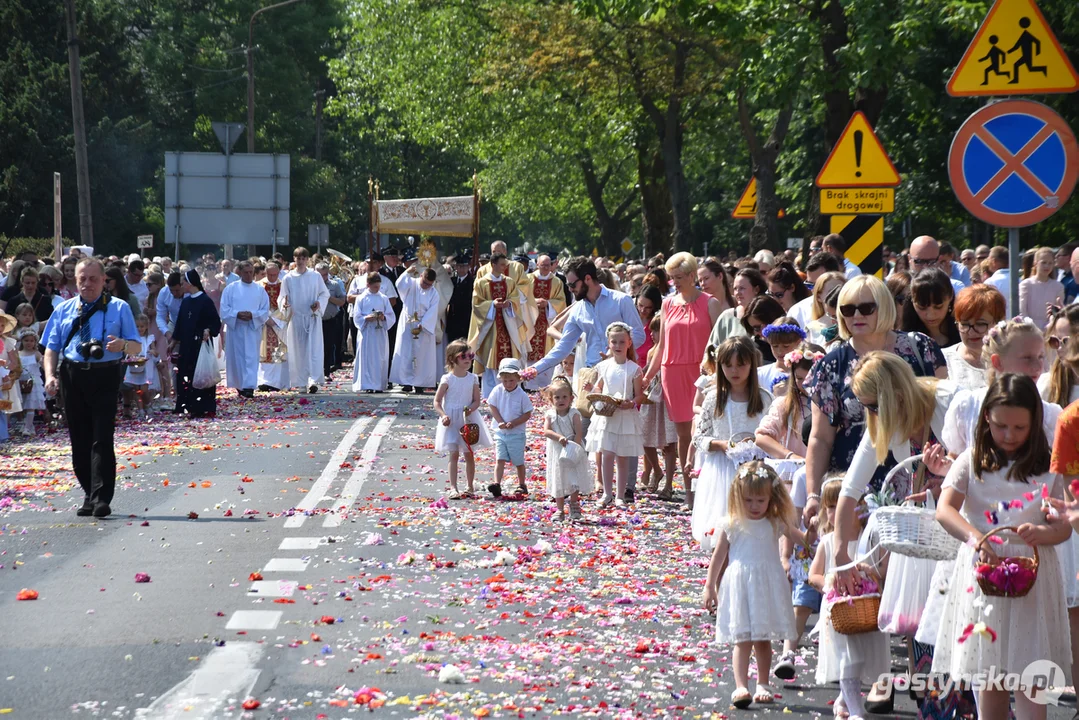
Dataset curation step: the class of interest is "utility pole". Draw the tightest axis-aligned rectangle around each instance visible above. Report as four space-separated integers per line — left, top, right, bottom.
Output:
314 86 326 161
64 0 93 247
247 0 309 153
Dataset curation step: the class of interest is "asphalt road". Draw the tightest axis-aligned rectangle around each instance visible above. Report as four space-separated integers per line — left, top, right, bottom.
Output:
1 374 1076 719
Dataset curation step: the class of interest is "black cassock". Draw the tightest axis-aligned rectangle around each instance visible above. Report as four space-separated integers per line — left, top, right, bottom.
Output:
446 272 474 344
174 292 222 418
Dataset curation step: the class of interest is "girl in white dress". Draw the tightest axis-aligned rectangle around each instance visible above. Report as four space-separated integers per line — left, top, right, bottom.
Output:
584 322 643 508
122 315 159 419
693 336 772 548
757 317 805 397
434 340 491 498
541 377 587 522
17 329 45 435
933 373 1071 720
702 460 801 708
809 478 890 720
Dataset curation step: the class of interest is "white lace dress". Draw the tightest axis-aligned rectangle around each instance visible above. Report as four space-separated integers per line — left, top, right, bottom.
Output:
813 533 892 683
714 517 797 644
434 372 492 453
941 388 1078 607
691 387 772 546
546 408 587 498
942 345 987 392
584 357 643 457
931 451 1072 683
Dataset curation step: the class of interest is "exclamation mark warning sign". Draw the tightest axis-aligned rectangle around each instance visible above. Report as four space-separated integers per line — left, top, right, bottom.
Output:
853 130 863 178
815 111 902 188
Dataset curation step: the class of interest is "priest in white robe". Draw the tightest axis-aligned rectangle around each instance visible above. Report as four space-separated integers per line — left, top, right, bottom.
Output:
257 261 289 391
220 261 270 397
389 266 440 393
281 247 330 393
352 272 396 393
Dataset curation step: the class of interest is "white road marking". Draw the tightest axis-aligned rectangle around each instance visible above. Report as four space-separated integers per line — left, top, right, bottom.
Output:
284 416 373 528
226 610 282 630
135 642 262 720
323 416 395 528
262 557 309 572
279 536 321 550
247 580 297 597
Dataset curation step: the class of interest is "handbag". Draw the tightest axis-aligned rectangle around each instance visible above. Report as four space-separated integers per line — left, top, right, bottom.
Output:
645 374 663 404
19 378 33 394
575 366 598 419
191 340 222 389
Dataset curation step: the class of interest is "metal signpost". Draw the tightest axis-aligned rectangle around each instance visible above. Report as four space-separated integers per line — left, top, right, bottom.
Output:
945 0 1079 313
815 112 902 277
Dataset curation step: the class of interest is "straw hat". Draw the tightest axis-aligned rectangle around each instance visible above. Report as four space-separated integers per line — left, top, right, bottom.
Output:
0 312 17 336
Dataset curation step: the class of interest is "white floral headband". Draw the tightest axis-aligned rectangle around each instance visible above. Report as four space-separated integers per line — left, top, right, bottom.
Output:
606 321 633 338
738 463 781 485
984 316 1037 345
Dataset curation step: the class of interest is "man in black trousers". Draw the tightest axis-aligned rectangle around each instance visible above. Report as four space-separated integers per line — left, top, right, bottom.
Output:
42 258 140 518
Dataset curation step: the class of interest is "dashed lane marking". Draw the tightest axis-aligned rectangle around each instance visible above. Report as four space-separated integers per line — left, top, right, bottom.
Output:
225 610 281 630
284 416 373 529
262 557 310 572
323 416 395 528
135 642 262 719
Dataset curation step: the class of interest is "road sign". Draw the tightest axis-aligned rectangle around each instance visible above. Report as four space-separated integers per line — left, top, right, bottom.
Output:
731 178 786 219
830 215 884 278
819 188 895 214
816 112 901 188
620 238 635 256
786 237 802 250
212 122 246 155
308 223 329 251
948 99 1078 227
137 234 153 249
947 0 1079 97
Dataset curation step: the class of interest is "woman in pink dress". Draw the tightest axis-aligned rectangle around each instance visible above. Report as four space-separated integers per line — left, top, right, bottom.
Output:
642 252 723 509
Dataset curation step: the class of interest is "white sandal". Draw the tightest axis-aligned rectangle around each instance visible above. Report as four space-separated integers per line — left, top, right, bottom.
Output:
753 683 775 703
731 687 752 709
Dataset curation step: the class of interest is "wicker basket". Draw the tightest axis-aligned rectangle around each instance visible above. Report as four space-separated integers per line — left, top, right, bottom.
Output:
873 454 961 562
974 526 1039 598
830 570 883 635
586 393 621 418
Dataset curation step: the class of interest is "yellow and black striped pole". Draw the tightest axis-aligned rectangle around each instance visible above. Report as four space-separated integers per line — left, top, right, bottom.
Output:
829 215 885 278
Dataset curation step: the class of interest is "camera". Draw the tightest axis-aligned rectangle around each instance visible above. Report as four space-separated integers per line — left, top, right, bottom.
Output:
78 340 105 360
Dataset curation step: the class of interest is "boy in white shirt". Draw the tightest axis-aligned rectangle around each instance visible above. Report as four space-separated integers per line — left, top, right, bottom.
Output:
486 358 533 498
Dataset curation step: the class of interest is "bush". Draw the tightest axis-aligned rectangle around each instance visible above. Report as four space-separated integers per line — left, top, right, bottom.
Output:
0 237 71 261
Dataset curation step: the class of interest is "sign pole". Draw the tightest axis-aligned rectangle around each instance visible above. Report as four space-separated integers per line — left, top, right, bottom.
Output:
1009 227 1020 317
53 172 62 260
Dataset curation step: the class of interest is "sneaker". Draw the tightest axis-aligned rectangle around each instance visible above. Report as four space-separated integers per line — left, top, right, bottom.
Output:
624 488 635 503
598 494 614 509
308 384 318 394
774 651 796 680
614 498 627 508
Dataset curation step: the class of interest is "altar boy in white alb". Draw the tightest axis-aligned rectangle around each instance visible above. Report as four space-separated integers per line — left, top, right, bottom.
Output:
220 261 270 397
389 264 440 393
352 272 396 393
281 247 330 393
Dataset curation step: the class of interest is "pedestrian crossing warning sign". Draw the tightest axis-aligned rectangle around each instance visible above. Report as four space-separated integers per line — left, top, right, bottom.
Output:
731 177 786 220
947 0 1079 97
815 112 901 188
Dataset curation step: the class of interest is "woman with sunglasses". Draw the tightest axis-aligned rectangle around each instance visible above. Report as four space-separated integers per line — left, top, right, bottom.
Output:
708 268 767 349
944 285 1007 391
900 267 961 349
104 267 142 319
765 262 810 315
1040 305 1079 406
803 275 946 526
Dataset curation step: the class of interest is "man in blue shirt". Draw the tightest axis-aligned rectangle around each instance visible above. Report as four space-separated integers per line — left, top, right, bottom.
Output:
42 258 140 518
523 257 645 379
939 243 971 288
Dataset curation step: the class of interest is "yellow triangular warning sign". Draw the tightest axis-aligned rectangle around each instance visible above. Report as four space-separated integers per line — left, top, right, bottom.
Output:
731 178 787 220
947 0 1079 97
815 112 901 188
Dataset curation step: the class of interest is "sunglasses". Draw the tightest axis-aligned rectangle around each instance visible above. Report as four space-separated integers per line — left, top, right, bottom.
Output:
838 302 878 318
863 401 880 414
911 256 940 267
459 352 476 360
767 289 788 299
1049 336 1070 351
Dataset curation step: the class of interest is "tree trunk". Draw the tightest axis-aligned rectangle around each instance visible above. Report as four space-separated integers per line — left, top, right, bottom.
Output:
635 132 673 256
578 152 639 258
736 88 793 254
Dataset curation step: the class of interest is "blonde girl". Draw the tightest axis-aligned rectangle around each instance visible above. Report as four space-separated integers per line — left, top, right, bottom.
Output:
1040 305 1079 406
122 314 158 419
1018 247 1064 331
584 321 643 508
541 377 586 522
702 460 802 708
434 339 491 499
692 336 772 547
16 329 45 435
933 374 1071 720
641 315 677 498
13 303 37 336
809 477 888 720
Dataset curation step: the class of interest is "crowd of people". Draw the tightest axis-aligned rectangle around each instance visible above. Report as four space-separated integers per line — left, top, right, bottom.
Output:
4 234 1079 718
